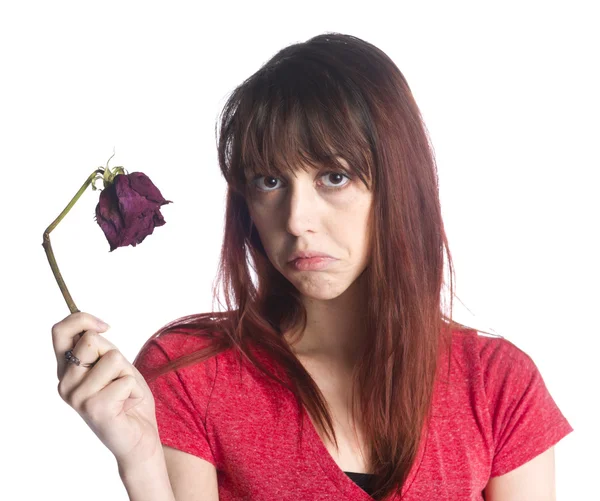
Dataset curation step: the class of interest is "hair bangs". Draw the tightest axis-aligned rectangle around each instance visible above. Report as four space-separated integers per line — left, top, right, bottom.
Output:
229 59 374 195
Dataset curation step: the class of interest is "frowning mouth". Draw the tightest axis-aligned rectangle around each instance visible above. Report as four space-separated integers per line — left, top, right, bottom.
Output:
287 250 333 262
288 256 337 271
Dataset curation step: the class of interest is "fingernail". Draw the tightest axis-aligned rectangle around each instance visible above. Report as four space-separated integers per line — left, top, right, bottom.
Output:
97 321 110 330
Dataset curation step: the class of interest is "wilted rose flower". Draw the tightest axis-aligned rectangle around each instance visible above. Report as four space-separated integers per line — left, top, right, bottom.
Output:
94 172 172 252
43 156 173 314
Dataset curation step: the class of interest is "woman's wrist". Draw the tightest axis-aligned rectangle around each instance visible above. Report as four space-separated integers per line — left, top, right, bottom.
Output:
118 447 175 501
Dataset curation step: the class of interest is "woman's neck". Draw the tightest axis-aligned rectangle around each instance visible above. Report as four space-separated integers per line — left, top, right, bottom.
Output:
284 278 368 370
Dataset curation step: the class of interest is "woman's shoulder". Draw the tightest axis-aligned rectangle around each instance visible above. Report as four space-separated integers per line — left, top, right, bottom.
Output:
137 309 236 356
448 327 554 413
448 327 533 371
439 327 542 407
133 312 238 380
138 324 285 393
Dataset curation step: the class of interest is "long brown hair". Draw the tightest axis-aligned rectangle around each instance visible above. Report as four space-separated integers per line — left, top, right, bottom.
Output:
133 33 494 500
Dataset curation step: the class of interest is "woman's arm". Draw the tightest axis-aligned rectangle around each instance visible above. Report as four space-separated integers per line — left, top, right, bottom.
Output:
483 446 556 501
162 446 220 501
118 449 176 501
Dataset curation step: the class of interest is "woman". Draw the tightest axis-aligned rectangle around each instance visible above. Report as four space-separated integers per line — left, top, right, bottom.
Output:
51 33 573 500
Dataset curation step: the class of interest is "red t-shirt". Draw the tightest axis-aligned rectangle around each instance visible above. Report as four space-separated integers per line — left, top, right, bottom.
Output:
134 327 574 500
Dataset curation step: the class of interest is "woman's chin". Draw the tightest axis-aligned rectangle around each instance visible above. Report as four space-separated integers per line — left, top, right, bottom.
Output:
291 281 352 301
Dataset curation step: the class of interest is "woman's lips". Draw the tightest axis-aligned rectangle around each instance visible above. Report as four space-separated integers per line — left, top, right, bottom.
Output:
289 256 337 271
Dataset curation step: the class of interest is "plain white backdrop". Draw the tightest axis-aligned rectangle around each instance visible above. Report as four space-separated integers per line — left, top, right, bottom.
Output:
1 0 596 499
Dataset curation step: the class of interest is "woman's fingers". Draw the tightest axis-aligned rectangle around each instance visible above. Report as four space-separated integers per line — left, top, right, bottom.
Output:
63 348 143 414
51 311 112 380
57 330 120 400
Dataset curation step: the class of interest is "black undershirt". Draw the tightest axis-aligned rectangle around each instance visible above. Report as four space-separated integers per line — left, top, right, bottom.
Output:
344 471 375 495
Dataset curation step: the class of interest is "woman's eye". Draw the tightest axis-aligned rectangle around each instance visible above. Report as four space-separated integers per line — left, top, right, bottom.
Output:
253 172 351 192
321 172 350 188
253 175 281 192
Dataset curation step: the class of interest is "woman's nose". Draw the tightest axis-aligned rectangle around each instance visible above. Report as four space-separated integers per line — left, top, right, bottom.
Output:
284 182 318 236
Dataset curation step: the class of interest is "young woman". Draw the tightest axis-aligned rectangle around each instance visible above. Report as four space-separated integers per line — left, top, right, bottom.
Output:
51 33 573 500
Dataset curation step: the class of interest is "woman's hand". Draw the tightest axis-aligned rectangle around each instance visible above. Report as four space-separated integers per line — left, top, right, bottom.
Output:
51 311 161 469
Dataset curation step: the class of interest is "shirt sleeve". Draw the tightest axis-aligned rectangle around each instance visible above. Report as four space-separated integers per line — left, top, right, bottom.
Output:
133 332 218 467
481 336 574 478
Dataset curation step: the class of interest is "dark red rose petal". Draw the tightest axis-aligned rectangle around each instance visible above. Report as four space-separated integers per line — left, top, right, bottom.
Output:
94 171 172 252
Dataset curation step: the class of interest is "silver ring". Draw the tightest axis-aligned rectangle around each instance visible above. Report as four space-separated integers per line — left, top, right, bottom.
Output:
65 350 97 368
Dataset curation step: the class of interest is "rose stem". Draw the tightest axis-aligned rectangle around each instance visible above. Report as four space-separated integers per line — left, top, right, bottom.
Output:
42 168 104 314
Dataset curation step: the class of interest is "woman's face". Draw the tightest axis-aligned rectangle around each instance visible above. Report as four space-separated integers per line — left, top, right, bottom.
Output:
245 157 373 300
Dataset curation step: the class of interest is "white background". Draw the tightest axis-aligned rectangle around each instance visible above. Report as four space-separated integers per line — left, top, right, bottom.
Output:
1 0 596 499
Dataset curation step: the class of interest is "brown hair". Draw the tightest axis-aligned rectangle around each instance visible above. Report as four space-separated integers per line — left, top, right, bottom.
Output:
133 33 494 500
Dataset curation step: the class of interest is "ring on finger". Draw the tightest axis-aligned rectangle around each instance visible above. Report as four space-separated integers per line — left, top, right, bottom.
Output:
65 350 97 368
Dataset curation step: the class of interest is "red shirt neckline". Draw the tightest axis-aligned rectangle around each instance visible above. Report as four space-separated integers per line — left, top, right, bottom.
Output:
301 405 431 499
